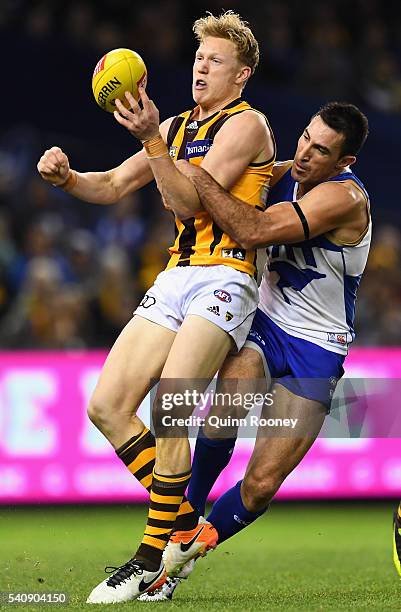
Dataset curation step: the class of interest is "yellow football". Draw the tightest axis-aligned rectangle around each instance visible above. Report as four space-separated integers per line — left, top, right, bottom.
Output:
92 48 147 113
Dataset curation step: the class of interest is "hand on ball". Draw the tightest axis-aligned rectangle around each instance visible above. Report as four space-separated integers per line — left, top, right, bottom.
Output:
113 86 160 142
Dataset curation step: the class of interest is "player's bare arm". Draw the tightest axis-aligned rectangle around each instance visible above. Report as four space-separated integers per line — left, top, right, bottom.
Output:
36 113 175 204
37 146 154 205
36 110 181 204
178 163 367 248
200 110 274 189
37 145 154 204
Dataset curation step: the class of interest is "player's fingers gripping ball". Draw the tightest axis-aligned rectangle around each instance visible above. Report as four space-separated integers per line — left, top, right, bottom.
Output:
92 48 147 113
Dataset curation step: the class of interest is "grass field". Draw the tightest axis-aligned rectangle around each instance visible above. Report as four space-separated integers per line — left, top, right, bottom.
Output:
1 503 400 611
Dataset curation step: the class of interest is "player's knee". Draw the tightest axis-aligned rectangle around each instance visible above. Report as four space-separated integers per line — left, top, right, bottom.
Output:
242 469 283 512
87 396 109 431
87 393 129 434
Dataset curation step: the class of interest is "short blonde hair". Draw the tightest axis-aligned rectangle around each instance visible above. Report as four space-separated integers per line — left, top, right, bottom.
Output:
193 11 259 75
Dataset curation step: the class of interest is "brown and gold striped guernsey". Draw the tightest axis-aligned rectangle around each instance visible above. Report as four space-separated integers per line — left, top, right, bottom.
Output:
166 98 276 277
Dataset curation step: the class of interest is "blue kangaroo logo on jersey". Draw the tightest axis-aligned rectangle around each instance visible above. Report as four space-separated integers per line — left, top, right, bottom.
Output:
268 245 326 304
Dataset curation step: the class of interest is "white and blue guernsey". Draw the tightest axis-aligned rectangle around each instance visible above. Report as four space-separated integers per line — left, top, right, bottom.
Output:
246 163 371 407
259 165 371 355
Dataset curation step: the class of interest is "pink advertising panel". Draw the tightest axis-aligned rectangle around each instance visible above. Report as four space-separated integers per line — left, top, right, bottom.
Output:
0 349 400 504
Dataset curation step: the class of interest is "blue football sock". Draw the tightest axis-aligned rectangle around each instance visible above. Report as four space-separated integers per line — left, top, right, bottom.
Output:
207 480 268 543
187 428 236 516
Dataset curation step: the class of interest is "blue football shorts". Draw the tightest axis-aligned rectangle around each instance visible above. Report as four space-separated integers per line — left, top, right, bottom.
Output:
245 308 345 410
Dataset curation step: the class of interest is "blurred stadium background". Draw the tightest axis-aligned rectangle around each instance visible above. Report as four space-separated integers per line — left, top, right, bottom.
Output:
1 0 401 607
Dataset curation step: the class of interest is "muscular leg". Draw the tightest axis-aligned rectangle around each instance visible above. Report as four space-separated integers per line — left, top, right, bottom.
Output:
241 384 326 511
87 315 176 449
135 315 232 569
154 314 234 474
207 384 326 542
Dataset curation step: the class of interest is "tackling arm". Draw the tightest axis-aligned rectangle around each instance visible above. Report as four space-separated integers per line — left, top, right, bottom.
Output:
179 164 362 248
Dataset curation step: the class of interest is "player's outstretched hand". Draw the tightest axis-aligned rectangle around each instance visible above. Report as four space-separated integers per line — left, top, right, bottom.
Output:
37 146 71 186
114 85 160 143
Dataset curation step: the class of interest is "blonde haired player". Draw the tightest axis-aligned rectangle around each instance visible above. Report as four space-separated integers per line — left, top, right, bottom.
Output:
37 11 275 603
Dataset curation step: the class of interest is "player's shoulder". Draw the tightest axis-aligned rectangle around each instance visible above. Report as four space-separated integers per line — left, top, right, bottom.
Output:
217 109 272 148
313 177 364 202
338 178 368 204
307 178 366 216
223 107 268 130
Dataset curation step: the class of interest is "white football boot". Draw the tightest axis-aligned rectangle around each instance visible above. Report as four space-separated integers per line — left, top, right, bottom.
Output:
138 559 195 602
86 558 166 604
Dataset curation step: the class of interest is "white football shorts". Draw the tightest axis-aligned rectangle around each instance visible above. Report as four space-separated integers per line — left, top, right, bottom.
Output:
134 265 258 351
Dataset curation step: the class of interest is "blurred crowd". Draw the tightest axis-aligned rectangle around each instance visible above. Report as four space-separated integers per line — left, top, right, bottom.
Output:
1 0 401 114
0 170 175 348
0 0 400 349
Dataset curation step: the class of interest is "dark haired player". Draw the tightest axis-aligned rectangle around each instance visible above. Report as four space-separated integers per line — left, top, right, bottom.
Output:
146 102 371 593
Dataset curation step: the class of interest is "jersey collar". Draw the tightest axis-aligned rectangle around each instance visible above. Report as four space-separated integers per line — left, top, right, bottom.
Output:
188 98 243 128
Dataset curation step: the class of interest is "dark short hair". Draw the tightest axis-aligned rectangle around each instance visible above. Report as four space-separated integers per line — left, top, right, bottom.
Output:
313 102 369 157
